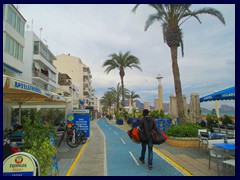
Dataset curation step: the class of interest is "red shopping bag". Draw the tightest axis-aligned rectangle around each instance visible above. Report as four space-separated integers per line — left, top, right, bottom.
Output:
161 131 168 140
127 127 141 144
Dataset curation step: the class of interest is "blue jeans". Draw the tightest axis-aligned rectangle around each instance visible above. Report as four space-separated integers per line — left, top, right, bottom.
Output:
140 138 153 166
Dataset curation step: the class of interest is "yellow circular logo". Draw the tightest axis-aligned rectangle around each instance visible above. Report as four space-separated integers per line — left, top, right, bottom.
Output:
67 114 74 121
15 156 23 164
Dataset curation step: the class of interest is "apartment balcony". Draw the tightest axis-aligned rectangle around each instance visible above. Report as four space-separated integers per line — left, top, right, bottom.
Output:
32 70 49 83
59 79 71 86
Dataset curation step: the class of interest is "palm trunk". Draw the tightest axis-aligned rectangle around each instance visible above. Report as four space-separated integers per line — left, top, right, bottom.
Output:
116 98 119 113
120 75 125 109
170 47 186 124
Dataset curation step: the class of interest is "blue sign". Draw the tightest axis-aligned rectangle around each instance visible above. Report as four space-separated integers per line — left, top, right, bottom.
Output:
14 81 42 94
3 172 34 176
67 110 90 137
80 99 85 105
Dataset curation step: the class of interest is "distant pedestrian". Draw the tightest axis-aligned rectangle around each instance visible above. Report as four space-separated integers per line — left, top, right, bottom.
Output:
138 109 157 170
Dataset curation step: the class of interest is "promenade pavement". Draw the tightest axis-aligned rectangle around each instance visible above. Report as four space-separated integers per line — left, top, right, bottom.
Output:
56 118 234 176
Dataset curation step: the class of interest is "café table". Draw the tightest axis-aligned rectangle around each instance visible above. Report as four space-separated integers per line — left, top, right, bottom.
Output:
210 133 227 139
212 142 235 151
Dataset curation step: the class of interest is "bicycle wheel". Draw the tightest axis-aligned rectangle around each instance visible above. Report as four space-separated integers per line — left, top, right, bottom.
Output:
80 131 87 144
58 131 65 148
66 134 81 148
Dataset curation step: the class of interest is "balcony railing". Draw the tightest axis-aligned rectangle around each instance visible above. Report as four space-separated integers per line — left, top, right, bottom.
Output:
33 70 49 82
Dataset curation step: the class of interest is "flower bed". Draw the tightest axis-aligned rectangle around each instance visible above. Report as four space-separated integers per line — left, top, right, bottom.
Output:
166 137 199 148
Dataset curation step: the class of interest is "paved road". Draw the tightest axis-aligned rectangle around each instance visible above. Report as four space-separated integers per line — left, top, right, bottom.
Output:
97 118 186 176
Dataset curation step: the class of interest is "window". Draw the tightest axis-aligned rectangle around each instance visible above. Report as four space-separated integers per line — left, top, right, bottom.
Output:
6 5 25 37
34 42 39 54
4 33 23 61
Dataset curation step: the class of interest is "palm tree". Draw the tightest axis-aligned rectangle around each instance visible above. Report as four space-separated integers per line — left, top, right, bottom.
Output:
126 91 141 107
103 51 142 109
132 4 225 124
108 83 122 113
100 91 115 115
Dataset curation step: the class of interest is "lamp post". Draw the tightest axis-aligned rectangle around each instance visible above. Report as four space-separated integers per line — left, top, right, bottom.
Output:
156 73 164 112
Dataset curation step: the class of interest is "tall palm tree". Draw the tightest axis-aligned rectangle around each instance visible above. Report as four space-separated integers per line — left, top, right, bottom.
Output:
132 4 225 124
126 91 141 107
100 91 115 115
108 83 122 113
103 51 142 109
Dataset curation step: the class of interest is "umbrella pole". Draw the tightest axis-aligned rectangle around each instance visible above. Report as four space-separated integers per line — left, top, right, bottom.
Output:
18 102 23 124
215 100 220 123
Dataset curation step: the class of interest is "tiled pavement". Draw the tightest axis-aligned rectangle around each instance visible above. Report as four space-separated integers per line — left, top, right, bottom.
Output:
56 118 234 176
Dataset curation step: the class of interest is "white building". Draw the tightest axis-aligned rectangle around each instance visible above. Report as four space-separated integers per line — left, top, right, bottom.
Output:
24 31 58 90
3 4 26 78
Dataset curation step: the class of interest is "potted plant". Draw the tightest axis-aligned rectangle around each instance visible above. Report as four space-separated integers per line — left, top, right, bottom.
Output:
22 110 57 176
165 123 202 148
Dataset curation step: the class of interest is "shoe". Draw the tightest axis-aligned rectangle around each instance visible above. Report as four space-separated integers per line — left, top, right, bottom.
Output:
139 157 145 164
148 165 152 170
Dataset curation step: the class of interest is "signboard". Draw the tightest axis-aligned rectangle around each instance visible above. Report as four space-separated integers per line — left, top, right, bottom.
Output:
67 109 90 137
3 152 39 176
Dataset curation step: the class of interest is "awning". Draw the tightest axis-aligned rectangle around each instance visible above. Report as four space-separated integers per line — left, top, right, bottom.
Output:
51 92 66 102
3 75 54 123
3 75 52 103
3 75 7 87
200 86 235 102
3 63 22 75
34 62 41 70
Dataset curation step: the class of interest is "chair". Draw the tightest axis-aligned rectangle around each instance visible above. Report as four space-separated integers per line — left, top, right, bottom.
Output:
198 130 209 151
226 126 235 138
219 125 227 134
207 139 225 175
212 124 220 133
222 153 235 175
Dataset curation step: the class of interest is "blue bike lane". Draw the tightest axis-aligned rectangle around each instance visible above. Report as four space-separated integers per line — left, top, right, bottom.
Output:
97 118 187 176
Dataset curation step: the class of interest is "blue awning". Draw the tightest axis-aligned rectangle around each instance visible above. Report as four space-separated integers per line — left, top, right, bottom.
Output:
3 63 22 75
200 86 235 102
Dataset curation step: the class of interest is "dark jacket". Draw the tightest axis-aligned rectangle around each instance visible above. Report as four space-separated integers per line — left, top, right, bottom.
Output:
139 116 157 141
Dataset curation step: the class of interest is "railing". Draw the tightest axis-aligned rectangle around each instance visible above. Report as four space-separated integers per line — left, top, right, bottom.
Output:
33 71 49 82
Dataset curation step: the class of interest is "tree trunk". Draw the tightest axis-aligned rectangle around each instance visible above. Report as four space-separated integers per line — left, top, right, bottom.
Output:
120 75 125 108
170 47 186 124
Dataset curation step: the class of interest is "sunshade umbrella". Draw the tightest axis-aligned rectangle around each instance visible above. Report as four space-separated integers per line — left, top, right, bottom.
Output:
199 86 235 102
199 86 235 119
3 75 53 123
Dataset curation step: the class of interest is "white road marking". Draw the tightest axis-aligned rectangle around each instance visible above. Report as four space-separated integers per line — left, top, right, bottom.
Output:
129 151 140 166
114 131 118 135
120 138 126 144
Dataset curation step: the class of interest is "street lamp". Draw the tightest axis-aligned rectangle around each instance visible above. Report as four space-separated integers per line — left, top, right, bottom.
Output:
156 73 164 112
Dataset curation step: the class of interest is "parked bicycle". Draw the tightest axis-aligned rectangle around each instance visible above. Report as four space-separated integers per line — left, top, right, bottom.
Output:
3 129 21 161
58 122 87 148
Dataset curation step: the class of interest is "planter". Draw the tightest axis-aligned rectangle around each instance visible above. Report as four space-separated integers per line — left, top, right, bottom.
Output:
166 136 199 148
117 119 123 125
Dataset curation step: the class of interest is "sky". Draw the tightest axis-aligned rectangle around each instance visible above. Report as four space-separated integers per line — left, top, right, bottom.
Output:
16 4 235 110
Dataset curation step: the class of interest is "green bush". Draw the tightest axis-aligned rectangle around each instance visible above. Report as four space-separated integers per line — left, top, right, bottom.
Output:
22 110 57 176
220 115 234 126
149 110 170 118
166 123 202 137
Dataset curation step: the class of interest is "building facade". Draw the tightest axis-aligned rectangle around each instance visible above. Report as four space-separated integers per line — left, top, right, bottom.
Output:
54 54 95 108
3 4 26 78
24 31 58 91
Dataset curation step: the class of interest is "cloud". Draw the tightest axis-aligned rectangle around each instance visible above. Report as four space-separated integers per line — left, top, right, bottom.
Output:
18 4 235 110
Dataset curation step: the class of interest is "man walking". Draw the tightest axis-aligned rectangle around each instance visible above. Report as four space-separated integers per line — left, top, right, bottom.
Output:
139 109 157 170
